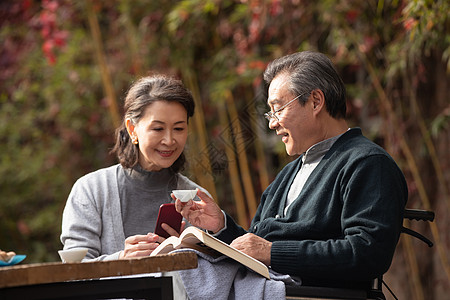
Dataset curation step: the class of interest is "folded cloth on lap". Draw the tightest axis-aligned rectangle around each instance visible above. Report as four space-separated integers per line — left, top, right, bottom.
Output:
173 249 301 300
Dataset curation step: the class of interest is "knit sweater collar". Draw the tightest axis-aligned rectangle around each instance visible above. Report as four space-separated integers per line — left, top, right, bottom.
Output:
123 164 174 189
302 132 344 164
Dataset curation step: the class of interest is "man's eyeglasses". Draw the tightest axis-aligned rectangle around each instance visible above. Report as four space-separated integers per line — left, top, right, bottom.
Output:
264 92 307 122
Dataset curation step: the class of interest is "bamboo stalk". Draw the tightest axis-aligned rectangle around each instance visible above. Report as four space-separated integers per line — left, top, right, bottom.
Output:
409 92 449 212
399 138 450 282
224 90 258 218
246 89 270 191
361 52 450 285
181 69 218 201
85 0 121 128
217 101 249 227
402 220 425 300
120 1 143 76
254 133 270 190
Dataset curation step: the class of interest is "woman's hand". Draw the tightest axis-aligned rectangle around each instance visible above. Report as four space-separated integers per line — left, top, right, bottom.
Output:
173 189 224 233
119 233 162 259
0 249 16 262
119 222 186 259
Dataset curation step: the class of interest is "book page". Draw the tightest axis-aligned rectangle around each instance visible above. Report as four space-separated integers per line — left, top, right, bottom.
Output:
178 235 222 258
151 227 270 278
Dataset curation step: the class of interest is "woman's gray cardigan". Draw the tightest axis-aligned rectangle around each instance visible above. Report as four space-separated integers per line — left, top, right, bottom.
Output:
60 164 205 261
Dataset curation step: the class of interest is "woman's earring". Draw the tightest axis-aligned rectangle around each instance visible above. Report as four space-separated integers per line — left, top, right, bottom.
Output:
132 135 138 144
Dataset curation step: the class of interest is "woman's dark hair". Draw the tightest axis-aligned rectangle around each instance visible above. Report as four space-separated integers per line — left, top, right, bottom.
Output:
110 74 195 172
263 51 346 119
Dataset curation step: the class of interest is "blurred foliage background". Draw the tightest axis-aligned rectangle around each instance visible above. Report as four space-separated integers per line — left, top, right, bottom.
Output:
0 0 449 299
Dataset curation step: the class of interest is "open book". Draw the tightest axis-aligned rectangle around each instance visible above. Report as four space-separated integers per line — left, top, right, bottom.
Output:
150 226 270 279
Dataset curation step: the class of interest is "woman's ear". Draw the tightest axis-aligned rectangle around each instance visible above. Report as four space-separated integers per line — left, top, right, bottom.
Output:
125 119 138 144
125 119 134 136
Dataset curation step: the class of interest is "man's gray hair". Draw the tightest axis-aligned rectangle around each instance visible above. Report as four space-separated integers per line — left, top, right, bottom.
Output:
263 51 346 119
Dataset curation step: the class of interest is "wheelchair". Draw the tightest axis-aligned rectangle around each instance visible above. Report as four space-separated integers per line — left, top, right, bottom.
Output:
285 209 435 300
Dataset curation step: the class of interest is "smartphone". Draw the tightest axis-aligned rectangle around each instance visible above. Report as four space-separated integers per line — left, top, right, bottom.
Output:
154 203 182 239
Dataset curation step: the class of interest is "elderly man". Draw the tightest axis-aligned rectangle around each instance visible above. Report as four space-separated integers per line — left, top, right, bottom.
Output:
175 51 407 291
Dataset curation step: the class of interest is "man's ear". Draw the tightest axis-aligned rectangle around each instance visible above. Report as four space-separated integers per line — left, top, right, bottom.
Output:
311 89 325 114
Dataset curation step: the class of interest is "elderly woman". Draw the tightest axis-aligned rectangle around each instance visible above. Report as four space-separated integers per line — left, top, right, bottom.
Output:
61 74 208 261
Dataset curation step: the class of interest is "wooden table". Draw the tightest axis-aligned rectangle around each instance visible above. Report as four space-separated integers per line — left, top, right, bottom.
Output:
0 252 197 300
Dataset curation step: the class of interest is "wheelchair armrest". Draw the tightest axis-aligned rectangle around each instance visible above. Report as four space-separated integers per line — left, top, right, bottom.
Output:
401 227 434 247
404 209 435 222
402 209 434 247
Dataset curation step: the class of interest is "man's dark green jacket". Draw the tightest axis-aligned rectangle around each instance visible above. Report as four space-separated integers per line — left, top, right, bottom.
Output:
217 128 407 286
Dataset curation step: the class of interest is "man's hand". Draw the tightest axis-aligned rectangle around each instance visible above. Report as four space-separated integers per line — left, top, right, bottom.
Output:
230 233 272 266
173 189 224 233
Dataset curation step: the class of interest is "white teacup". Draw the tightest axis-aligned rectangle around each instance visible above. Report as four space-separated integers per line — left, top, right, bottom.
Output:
58 248 88 263
172 189 197 202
